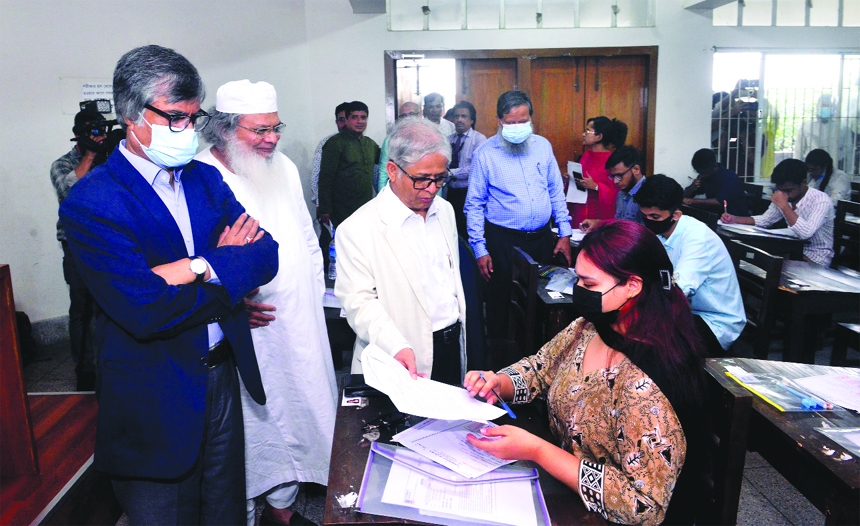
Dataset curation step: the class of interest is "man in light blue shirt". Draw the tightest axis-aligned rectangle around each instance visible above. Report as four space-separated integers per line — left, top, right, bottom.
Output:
634 175 745 356
446 101 487 239
465 90 572 339
580 146 646 231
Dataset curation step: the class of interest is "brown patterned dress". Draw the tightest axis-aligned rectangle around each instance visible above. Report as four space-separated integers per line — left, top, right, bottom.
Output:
499 318 686 525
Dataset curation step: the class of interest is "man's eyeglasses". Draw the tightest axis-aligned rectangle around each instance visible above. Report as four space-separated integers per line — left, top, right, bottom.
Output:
394 162 451 190
144 104 210 132
237 122 286 139
609 166 633 182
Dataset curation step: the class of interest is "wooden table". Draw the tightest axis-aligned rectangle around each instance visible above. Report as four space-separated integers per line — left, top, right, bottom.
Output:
777 261 860 363
323 382 605 526
705 359 860 525
717 225 807 261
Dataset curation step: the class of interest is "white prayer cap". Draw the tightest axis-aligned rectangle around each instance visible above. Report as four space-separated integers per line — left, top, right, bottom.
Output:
215 79 278 114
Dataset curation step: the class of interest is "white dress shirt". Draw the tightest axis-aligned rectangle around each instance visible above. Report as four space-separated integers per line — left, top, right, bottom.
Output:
381 186 460 333
752 187 835 266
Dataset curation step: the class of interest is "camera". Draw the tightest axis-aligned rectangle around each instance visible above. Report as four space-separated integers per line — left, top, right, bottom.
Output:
71 99 125 165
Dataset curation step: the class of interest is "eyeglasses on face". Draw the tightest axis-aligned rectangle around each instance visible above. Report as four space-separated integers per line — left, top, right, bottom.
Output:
237 122 286 139
144 104 210 132
394 162 451 190
609 166 633 182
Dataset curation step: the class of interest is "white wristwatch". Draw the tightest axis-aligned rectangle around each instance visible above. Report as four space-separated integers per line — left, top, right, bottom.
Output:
189 256 207 284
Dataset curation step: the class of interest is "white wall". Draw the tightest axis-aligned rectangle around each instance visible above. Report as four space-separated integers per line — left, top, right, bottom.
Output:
1 0 857 323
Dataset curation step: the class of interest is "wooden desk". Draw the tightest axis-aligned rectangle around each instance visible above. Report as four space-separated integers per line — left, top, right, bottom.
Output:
777 261 860 363
717 226 807 261
323 384 605 526
705 359 860 525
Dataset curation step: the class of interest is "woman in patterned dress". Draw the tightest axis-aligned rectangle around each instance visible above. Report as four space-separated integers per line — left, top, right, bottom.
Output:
465 220 706 525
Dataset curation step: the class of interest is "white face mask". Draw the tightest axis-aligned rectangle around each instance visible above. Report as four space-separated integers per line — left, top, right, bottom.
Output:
501 121 533 144
134 117 199 169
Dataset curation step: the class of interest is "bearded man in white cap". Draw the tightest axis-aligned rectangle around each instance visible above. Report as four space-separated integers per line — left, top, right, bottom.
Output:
196 80 336 526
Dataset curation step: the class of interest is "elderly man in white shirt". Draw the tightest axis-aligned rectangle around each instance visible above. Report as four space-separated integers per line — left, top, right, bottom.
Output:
335 118 466 384
723 158 835 267
196 80 335 526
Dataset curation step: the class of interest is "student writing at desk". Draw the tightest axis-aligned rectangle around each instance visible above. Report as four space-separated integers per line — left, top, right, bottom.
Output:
464 221 707 525
722 158 834 267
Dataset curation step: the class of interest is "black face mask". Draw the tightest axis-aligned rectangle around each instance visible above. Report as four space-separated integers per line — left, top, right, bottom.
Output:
643 215 676 236
572 282 621 325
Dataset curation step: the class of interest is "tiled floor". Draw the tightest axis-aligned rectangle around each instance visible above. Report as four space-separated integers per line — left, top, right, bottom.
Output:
27 328 856 526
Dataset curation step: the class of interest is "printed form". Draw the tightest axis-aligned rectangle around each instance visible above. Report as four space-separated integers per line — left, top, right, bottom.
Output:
393 418 514 479
381 461 539 526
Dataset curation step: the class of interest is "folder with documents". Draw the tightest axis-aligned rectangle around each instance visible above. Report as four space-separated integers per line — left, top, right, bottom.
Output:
358 442 551 526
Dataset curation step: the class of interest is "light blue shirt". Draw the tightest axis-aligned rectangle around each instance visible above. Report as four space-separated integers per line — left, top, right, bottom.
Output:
447 127 488 189
659 215 745 350
119 141 224 348
464 134 573 259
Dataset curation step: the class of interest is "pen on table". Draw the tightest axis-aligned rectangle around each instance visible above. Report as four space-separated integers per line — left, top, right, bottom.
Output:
778 382 833 410
479 372 516 419
723 200 728 216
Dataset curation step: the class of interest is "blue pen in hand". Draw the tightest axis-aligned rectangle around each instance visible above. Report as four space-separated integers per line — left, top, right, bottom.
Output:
479 372 516 419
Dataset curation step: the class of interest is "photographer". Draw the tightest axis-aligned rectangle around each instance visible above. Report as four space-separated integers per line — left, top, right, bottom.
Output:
49 108 110 390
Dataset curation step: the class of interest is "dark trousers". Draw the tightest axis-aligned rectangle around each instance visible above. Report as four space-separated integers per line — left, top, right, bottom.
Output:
62 241 96 376
111 358 245 525
484 222 554 339
431 323 462 386
446 187 469 241
319 223 332 276
694 315 726 358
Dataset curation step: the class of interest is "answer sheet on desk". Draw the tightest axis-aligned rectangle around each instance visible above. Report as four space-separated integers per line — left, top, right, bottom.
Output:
362 344 507 421
392 419 514 478
381 462 538 526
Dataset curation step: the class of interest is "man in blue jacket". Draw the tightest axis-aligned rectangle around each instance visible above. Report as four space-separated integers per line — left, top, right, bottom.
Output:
59 45 278 525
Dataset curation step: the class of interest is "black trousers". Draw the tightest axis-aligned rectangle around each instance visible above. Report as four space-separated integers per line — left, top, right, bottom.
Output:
62 241 96 376
446 187 469 241
431 322 461 386
694 315 726 358
483 222 554 339
111 357 245 525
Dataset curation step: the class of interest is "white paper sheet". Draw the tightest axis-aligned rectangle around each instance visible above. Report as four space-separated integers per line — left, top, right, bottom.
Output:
381 462 538 526
794 373 860 412
323 288 342 309
392 419 514 478
566 161 587 204
361 344 507 421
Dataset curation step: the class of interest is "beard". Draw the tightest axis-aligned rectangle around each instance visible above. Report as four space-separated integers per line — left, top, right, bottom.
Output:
497 128 530 155
223 138 283 203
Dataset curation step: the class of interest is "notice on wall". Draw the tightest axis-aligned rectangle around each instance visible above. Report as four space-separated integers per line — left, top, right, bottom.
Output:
81 82 113 104
60 77 114 115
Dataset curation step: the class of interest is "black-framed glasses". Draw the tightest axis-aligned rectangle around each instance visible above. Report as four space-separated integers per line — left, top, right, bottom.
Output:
144 104 210 132
609 166 633 182
394 162 451 190
237 122 285 139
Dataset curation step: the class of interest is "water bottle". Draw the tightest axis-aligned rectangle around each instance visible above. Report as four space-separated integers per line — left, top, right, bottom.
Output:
327 229 337 281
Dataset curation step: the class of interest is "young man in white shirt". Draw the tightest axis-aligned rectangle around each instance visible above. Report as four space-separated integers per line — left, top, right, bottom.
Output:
722 158 834 267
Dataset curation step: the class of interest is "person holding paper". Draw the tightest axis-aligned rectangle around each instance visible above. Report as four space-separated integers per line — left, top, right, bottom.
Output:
579 146 646 232
722 158 834 266
464 221 707 525
335 118 467 385
567 116 628 227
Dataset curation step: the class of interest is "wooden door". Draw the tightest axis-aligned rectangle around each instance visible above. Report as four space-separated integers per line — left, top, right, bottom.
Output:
530 57 587 174
583 56 649 156
457 59 518 138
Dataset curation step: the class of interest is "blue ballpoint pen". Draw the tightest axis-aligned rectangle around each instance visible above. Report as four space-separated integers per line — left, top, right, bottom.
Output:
479 372 516 419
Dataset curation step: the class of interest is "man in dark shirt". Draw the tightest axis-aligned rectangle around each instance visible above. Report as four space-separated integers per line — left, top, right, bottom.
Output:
684 148 748 216
318 100 380 227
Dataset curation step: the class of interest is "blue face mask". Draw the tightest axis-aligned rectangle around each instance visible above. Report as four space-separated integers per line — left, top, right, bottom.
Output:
501 122 532 144
134 117 199 169
818 107 833 120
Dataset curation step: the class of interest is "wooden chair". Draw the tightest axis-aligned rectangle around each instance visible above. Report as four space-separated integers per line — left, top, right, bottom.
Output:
832 199 860 271
742 182 765 215
850 181 859 203
508 247 540 358
681 204 719 230
831 322 860 367
698 367 753 525
724 240 784 358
